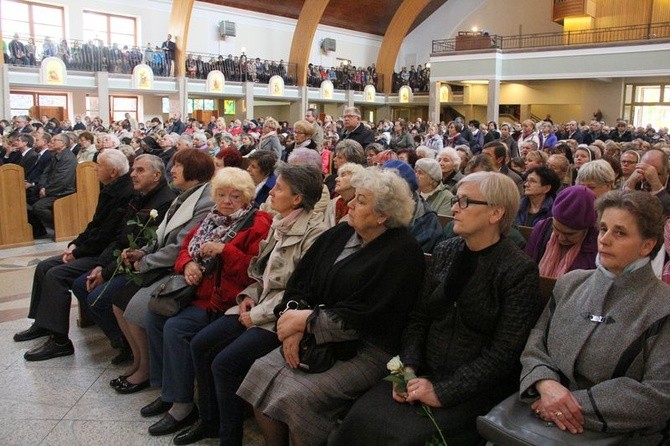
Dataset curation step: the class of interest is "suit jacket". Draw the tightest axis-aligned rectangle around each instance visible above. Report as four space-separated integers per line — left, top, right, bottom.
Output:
26 150 52 184
139 183 213 273
520 263 670 440
40 148 77 197
19 148 39 173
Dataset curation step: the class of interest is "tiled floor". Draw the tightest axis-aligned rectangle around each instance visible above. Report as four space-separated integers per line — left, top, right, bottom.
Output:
0 240 264 446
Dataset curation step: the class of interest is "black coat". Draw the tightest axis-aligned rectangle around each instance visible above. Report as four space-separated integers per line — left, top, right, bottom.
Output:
342 123 374 148
19 148 39 173
70 173 134 259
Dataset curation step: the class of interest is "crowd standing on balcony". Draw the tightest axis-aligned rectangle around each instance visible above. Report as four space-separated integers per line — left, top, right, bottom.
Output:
1 105 669 445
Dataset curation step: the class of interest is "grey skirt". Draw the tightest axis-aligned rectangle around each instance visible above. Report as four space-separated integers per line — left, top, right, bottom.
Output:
237 342 390 445
122 278 165 328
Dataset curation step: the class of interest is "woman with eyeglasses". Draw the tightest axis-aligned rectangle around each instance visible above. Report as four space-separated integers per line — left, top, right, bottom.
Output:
515 167 561 227
332 172 540 445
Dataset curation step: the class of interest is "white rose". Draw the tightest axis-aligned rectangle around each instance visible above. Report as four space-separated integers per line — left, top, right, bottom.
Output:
386 355 403 373
149 209 159 219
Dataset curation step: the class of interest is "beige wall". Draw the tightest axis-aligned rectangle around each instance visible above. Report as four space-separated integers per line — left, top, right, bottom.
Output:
457 0 563 37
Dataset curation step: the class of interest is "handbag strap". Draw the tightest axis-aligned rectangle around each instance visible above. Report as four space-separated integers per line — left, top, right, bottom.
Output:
611 314 668 379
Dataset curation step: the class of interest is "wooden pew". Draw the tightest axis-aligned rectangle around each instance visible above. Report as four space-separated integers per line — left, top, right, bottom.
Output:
538 275 557 310
0 164 34 248
53 161 99 242
518 225 534 242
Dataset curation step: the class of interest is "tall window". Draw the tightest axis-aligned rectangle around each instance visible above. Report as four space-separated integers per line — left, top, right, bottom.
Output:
623 84 670 129
82 11 137 47
111 96 138 122
1 0 64 41
10 91 67 117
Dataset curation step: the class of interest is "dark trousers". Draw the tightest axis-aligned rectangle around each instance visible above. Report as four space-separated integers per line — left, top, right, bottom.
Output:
29 254 100 336
190 316 279 446
27 195 57 235
72 272 130 342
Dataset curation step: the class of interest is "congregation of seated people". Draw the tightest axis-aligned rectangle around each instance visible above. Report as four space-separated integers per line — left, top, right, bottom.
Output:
3 106 670 445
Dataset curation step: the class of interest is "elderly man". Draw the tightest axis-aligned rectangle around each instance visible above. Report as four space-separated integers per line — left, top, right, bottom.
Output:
14 150 135 361
625 148 670 215
27 133 77 237
305 108 323 150
340 106 374 147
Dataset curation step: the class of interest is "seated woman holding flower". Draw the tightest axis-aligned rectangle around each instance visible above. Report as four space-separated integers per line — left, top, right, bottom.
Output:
142 167 273 436
331 172 540 446
238 168 426 446
519 190 670 443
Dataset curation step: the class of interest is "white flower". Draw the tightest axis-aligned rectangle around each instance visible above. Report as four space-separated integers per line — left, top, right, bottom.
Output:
386 355 403 373
149 209 159 219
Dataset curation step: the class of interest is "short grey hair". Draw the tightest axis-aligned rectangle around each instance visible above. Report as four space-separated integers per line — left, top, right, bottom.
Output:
415 146 436 159
178 134 194 148
98 148 129 175
576 160 615 186
103 134 121 148
134 154 166 178
337 162 365 178
275 162 323 212
437 147 461 165
288 147 322 170
335 139 366 165
343 106 361 118
192 132 207 145
457 172 520 234
350 167 414 228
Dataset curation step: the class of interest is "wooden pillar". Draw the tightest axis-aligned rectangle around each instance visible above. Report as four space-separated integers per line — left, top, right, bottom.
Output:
288 1 330 87
376 0 432 94
167 0 195 78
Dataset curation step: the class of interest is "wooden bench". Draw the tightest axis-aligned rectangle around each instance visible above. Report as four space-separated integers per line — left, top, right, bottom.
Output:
539 275 557 310
0 164 34 248
53 161 99 242
518 225 534 242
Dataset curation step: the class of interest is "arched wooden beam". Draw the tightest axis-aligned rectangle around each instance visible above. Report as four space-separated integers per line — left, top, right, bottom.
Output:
376 0 433 94
289 1 330 87
167 0 195 77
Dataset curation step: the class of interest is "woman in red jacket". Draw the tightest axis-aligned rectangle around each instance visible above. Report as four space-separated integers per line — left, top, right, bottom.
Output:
142 167 272 436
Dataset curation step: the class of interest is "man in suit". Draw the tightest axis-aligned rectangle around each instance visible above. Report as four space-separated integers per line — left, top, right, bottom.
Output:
27 133 77 236
26 132 53 189
161 34 176 76
566 120 584 143
341 106 374 147
16 133 38 173
14 149 135 361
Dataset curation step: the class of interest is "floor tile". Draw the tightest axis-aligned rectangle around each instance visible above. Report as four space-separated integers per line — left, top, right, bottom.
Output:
0 419 59 446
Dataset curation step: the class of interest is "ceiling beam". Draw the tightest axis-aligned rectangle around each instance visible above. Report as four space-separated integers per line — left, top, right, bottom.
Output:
289 1 330 87
376 0 433 94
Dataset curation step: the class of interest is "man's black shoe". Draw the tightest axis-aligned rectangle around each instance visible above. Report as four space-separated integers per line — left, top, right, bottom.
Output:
13 324 50 342
141 397 172 417
173 418 219 445
148 409 198 436
24 336 74 361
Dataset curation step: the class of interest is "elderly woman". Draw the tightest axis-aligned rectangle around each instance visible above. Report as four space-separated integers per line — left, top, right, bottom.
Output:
415 157 454 216
519 190 670 443
324 139 366 195
247 150 278 206
259 117 283 158
236 168 425 446
142 168 273 436
515 166 561 227
365 143 383 167
110 150 215 394
324 162 365 227
576 159 615 198
332 172 540 445
437 147 463 193
524 150 548 176
539 121 557 150
444 121 469 148
389 120 414 151
525 185 598 278
173 163 327 445
212 117 227 136
282 120 316 161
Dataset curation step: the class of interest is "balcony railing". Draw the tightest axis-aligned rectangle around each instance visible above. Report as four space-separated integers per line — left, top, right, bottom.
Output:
432 22 670 54
184 52 297 85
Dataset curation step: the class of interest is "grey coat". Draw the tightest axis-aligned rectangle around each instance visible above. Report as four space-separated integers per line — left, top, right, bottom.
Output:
520 263 670 443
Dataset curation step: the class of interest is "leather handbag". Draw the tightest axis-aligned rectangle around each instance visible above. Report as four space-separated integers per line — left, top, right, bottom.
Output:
476 392 627 446
148 274 196 317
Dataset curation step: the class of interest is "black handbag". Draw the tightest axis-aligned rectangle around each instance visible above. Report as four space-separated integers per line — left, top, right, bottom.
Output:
148 274 197 317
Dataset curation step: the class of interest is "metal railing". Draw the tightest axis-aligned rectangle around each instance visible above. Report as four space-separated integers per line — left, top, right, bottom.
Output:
432 22 670 54
185 52 297 85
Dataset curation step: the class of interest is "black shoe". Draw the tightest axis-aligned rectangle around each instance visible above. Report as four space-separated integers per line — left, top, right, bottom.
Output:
24 336 74 361
114 378 150 394
109 375 129 388
173 418 219 445
13 324 50 342
148 409 198 436
141 397 172 417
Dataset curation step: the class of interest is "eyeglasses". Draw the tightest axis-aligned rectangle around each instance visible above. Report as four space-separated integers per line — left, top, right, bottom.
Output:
620 160 636 165
450 196 489 209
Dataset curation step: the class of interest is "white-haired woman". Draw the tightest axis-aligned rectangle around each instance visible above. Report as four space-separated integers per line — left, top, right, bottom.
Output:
259 117 283 158
437 147 463 193
142 167 273 436
332 172 540 445
238 168 426 446
323 162 366 227
415 157 454 216
576 159 615 198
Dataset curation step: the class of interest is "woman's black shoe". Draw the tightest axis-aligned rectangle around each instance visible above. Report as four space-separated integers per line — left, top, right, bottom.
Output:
109 375 129 388
141 397 172 417
173 418 219 445
114 378 150 394
148 409 198 436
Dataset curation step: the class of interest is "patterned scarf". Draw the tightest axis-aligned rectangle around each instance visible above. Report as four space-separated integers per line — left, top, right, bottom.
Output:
187 203 253 266
538 229 587 279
